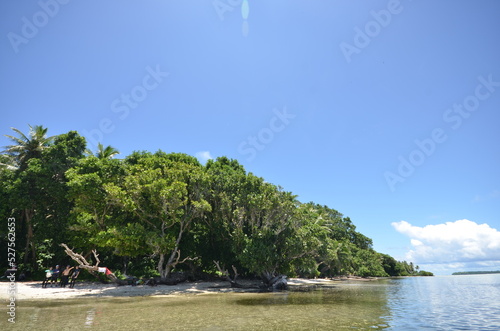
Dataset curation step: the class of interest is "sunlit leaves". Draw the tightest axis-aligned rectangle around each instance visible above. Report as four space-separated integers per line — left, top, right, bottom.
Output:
1 126 421 277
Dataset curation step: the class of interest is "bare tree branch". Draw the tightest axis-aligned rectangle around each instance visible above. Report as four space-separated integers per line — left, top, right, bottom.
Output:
231 265 239 281
214 260 229 279
92 249 100 267
214 260 240 287
60 243 120 283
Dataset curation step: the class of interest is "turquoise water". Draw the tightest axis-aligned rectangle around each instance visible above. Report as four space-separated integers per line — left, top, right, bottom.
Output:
2 274 499 330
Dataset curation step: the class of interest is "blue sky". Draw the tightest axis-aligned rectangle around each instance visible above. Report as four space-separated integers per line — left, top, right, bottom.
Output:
1 0 499 275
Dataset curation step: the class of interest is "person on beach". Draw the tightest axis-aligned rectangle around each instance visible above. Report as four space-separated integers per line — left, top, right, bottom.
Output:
42 267 53 288
69 266 80 288
50 265 60 287
60 265 74 287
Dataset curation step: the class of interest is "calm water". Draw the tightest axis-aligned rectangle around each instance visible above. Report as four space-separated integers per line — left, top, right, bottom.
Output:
3 274 499 330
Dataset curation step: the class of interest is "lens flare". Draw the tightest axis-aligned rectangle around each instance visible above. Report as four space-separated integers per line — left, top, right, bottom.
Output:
241 0 249 20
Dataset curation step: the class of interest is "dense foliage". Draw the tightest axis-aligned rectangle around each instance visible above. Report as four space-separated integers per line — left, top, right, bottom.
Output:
0 126 432 280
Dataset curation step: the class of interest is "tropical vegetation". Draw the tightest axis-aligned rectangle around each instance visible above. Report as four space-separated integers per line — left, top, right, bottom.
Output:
0 125 433 281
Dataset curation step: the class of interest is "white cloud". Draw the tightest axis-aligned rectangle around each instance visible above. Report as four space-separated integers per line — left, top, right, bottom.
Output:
417 260 500 276
195 151 213 163
392 219 500 265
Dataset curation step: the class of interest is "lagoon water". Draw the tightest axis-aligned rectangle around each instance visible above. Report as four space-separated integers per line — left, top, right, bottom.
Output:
4 274 499 330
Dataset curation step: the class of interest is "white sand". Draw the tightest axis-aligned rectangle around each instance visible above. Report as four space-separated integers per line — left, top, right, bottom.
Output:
0 280 243 300
1 277 363 300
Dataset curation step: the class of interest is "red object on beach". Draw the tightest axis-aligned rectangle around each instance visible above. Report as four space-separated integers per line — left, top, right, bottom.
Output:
98 267 113 275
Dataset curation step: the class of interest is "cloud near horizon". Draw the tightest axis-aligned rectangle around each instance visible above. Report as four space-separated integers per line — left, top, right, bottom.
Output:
195 151 213 163
392 219 500 265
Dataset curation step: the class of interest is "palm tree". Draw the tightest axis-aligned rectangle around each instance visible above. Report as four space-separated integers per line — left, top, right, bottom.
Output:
0 154 17 171
3 125 55 170
86 143 119 159
2 125 55 268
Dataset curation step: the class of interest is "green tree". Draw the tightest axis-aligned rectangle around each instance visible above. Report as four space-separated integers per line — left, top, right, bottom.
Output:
2 125 55 268
86 143 120 159
5 131 86 270
3 125 55 170
0 153 17 171
233 179 302 277
105 151 211 280
380 253 398 276
1 126 423 280
186 157 248 274
0 164 15 271
66 156 128 253
352 249 388 277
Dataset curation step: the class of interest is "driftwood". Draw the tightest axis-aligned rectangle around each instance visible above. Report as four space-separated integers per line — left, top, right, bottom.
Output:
60 243 191 286
213 262 287 290
60 243 124 284
261 272 288 291
213 260 244 288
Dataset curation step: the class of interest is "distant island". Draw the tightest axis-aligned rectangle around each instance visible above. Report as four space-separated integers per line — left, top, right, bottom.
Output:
452 271 500 275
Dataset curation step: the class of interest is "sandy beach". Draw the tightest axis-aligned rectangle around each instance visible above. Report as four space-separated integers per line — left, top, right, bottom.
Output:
0 277 364 300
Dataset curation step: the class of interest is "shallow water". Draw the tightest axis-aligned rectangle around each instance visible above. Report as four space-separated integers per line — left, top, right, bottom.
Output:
385 274 500 330
3 275 499 330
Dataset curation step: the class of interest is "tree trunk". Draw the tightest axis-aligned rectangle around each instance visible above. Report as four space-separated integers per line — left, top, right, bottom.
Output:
122 256 129 275
158 253 167 280
163 245 179 279
60 243 124 284
157 247 192 284
157 226 193 283
23 208 36 268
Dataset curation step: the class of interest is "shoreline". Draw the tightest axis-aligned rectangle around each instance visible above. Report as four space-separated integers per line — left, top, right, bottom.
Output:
0 277 379 301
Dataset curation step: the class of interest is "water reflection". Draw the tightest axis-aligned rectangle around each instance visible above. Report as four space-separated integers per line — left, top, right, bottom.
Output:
385 275 500 330
3 283 393 330
6 276 493 330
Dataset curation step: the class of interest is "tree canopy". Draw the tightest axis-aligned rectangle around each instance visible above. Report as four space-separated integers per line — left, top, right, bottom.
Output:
0 125 432 280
